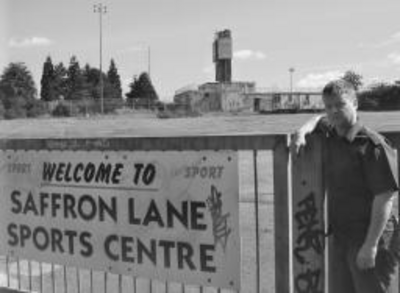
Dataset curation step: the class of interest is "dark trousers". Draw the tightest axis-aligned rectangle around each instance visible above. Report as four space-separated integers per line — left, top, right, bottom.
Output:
329 232 398 293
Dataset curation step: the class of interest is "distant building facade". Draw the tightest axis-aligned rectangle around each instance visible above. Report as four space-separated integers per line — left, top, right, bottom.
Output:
174 81 256 113
250 91 324 113
174 86 324 114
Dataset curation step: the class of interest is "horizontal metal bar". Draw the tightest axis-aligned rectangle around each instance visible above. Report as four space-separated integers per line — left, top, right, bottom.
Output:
17 258 20 291
0 134 288 151
6 256 10 288
2 130 400 152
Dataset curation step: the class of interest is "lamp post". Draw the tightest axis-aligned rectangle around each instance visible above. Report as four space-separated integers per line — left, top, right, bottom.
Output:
93 3 107 114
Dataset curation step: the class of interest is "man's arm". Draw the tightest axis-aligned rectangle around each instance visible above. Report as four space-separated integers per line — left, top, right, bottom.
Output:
292 114 324 153
356 190 396 270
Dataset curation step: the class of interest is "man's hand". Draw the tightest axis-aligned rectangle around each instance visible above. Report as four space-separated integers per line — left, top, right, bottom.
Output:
291 130 308 154
290 115 323 154
356 243 378 270
357 191 396 270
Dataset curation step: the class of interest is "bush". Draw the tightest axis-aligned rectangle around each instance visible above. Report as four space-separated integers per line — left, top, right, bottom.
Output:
27 99 48 117
156 102 201 119
52 103 71 117
358 83 400 111
0 101 5 119
104 98 125 114
5 106 27 119
358 94 379 111
3 95 27 119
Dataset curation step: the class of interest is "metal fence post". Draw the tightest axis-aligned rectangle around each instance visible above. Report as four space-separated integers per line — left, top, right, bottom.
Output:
273 135 291 293
253 150 261 293
291 134 325 293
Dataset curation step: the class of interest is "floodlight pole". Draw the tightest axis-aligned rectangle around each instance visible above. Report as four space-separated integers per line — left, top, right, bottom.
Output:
94 3 107 114
289 67 295 95
148 45 151 78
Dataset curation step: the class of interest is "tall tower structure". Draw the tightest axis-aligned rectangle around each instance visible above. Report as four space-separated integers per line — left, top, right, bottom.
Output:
213 29 232 83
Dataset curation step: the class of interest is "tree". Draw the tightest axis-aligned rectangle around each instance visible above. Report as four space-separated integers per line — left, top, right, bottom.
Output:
137 72 158 101
83 64 96 97
0 89 6 119
81 63 124 114
66 56 85 100
40 55 56 101
358 82 400 111
83 64 98 85
0 62 38 118
83 64 112 101
125 75 141 107
0 62 37 101
83 63 101 99
107 59 123 100
342 70 363 91
53 62 68 100
126 72 158 108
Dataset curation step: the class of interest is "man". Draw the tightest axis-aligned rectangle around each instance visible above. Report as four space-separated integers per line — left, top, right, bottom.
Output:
294 79 399 293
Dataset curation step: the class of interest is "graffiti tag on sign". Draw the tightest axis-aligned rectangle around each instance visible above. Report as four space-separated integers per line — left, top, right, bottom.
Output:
206 185 231 252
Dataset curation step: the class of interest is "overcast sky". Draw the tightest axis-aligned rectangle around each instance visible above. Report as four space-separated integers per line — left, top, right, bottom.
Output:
2 0 400 100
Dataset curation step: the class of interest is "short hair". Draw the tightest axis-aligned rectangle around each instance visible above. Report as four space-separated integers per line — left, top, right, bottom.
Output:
322 79 356 101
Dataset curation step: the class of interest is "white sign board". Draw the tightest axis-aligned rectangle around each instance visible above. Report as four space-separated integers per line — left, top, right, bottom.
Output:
0 150 240 290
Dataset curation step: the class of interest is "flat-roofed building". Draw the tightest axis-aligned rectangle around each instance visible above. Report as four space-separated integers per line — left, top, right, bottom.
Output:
250 91 324 113
174 81 256 113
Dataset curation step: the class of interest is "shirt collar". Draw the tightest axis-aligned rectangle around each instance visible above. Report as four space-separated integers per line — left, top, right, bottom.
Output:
329 120 364 142
345 121 364 142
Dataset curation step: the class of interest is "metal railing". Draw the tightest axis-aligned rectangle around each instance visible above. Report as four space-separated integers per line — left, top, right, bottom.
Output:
0 134 290 293
2 131 398 293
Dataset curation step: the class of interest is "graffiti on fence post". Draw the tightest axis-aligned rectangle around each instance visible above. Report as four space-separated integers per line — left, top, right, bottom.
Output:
294 192 325 264
294 268 323 293
293 190 325 293
292 135 325 293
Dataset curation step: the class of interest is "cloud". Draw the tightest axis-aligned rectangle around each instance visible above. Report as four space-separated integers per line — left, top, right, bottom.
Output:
388 52 400 64
365 32 400 48
297 70 343 89
233 50 266 60
357 31 400 49
8 36 53 48
202 65 214 80
380 32 400 47
202 65 213 74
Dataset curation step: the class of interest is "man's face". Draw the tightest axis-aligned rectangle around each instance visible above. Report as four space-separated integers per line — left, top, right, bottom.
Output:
323 93 357 130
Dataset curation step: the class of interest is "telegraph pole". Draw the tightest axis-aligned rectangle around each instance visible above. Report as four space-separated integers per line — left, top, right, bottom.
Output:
93 3 107 114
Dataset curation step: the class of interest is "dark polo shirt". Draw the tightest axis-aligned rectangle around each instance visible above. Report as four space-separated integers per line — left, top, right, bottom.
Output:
317 119 399 242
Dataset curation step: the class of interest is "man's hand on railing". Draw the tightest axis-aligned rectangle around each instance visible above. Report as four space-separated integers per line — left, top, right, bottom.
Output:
291 129 308 154
291 115 324 154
